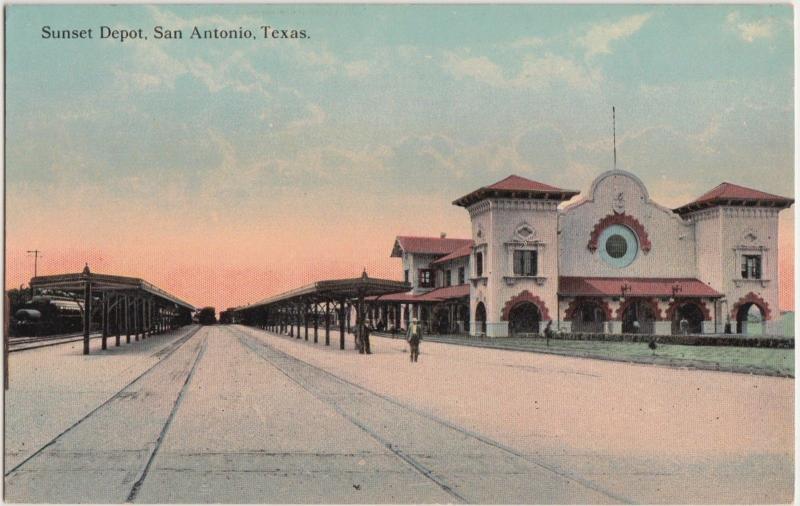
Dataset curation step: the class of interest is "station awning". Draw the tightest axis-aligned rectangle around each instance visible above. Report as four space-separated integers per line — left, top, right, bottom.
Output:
237 272 411 311
558 277 723 298
369 283 470 303
30 270 196 311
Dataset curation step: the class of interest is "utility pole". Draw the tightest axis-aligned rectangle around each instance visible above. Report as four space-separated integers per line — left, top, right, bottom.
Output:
26 250 42 278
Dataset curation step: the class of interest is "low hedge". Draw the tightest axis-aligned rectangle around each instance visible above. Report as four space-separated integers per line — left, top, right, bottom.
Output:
551 332 793 348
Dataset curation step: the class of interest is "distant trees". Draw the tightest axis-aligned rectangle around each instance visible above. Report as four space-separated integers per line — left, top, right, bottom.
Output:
6 286 32 313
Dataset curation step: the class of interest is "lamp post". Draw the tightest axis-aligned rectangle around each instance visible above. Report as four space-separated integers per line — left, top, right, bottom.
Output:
671 284 682 301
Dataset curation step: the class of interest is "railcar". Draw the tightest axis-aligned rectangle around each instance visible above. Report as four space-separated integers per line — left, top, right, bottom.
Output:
11 296 83 336
197 306 217 325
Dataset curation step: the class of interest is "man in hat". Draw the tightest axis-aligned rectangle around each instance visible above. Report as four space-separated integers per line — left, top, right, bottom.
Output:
407 317 422 362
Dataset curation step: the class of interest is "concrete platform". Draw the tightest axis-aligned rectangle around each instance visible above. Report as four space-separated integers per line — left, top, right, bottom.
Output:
4 324 793 503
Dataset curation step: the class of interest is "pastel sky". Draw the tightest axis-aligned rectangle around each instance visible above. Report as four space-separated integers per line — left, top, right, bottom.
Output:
5 4 794 311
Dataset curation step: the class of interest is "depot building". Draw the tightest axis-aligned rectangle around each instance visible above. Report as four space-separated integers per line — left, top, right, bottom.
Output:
373 169 793 337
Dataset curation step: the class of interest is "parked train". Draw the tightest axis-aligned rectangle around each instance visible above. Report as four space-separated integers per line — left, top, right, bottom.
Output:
196 306 217 325
10 296 84 336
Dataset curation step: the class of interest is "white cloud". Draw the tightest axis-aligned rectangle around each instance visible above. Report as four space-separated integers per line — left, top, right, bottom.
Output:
578 13 653 57
116 40 273 98
344 60 371 78
510 36 546 49
286 103 327 131
265 143 392 181
443 54 508 87
726 11 776 43
443 51 600 90
147 6 262 32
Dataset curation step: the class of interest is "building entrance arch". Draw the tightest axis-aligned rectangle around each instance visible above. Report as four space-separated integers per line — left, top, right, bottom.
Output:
671 302 704 335
736 303 765 335
508 302 541 336
621 301 656 334
571 300 607 333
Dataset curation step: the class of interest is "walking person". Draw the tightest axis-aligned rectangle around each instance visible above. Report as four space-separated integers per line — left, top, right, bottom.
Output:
407 317 422 362
363 320 372 354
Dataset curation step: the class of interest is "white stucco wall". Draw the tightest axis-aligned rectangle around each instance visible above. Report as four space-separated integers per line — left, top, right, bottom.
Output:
453 169 790 337
402 252 438 294
434 257 469 286
693 206 782 323
467 198 559 336
559 171 696 278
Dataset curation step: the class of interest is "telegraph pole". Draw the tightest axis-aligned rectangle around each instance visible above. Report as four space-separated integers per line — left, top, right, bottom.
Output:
26 250 42 278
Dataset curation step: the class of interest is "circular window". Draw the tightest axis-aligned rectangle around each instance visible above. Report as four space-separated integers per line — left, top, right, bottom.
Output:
606 234 627 258
599 225 638 268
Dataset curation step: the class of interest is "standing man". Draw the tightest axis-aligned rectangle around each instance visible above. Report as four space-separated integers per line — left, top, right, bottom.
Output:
407 317 421 362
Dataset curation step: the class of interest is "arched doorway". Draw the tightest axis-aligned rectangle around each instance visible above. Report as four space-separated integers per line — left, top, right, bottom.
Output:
736 303 765 335
572 300 606 333
622 301 655 334
509 302 541 336
474 302 486 335
671 302 704 335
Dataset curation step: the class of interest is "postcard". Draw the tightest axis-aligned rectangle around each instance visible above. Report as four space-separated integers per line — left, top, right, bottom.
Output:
3 4 794 504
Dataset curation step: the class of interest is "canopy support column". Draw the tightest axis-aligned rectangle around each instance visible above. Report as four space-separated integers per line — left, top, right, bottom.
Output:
313 303 318 344
325 301 330 346
101 293 108 350
125 295 131 344
82 277 92 355
339 299 346 350
115 294 121 346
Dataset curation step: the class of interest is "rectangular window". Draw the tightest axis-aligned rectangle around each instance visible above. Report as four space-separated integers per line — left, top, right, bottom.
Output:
475 252 483 277
742 255 762 279
445 270 452 287
458 267 465 285
418 269 434 288
404 269 409 283
513 250 538 276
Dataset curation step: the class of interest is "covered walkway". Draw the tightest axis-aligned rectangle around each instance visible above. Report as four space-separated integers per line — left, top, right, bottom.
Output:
232 271 410 353
29 265 195 354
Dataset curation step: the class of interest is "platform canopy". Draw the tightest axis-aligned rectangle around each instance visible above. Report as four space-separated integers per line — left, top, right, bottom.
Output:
28 265 196 355
558 276 723 298
30 269 195 311
237 271 411 311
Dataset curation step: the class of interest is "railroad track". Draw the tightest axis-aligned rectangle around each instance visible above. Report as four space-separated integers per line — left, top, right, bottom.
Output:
230 325 632 504
8 332 103 352
5 325 204 487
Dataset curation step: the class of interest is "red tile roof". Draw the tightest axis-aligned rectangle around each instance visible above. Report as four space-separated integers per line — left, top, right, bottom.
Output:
366 291 420 303
431 242 474 264
415 284 470 301
368 284 470 303
453 174 579 207
487 174 565 192
391 236 472 257
673 182 793 215
558 277 722 298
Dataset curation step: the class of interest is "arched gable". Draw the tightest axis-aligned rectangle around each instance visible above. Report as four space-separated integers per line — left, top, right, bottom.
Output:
587 212 652 253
